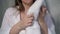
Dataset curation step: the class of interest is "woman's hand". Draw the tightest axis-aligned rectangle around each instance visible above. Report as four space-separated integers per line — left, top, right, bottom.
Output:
9 13 34 34
40 5 47 17
38 5 48 34
20 13 34 30
39 5 47 21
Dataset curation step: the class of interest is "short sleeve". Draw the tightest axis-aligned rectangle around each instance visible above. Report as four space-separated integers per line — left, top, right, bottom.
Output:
0 7 20 34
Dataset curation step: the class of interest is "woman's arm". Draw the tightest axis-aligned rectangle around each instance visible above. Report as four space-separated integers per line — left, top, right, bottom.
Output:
9 13 34 34
38 5 48 34
9 21 24 34
38 17 48 34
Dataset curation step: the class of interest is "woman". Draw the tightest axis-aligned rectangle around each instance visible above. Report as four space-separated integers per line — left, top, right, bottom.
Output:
0 0 55 34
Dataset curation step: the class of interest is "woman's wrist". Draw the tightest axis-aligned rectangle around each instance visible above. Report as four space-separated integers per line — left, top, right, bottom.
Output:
9 21 23 34
17 21 25 30
18 20 26 30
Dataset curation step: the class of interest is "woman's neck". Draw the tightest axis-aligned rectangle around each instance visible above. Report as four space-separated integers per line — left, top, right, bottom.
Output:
22 3 31 14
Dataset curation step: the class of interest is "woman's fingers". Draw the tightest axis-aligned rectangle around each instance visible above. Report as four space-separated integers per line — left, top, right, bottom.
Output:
27 14 34 18
41 5 47 13
27 14 34 26
40 5 47 17
42 7 47 13
27 14 34 21
28 16 34 20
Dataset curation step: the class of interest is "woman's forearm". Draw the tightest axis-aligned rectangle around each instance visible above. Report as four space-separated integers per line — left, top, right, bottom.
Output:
9 21 23 34
40 22 48 34
38 18 48 34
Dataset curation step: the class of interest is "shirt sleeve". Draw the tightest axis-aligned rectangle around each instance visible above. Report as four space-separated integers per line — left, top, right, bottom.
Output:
0 7 18 34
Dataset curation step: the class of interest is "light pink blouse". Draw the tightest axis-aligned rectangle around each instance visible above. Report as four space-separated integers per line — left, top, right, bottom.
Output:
0 7 56 34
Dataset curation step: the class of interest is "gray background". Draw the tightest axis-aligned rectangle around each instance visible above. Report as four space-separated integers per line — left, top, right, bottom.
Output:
0 0 60 34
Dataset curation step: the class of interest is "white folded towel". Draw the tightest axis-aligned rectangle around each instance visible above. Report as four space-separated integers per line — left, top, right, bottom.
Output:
20 0 52 34
26 0 44 34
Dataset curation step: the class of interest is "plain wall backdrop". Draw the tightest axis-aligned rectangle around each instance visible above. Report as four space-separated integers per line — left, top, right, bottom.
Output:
0 0 60 34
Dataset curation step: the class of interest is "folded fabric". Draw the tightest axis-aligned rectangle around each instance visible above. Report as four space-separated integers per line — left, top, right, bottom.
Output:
20 0 54 34
26 0 44 34
0 0 56 34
